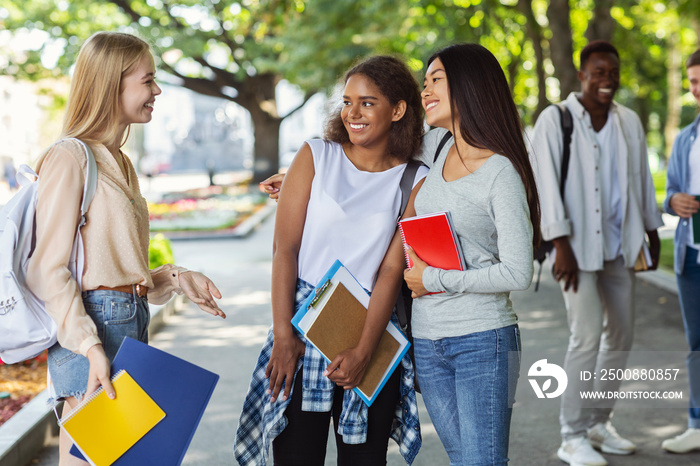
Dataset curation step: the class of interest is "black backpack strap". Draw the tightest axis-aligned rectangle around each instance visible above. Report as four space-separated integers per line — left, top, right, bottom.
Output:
433 131 453 164
396 160 421 330
555 103 573 199
398 160 421 217
533 104 574 291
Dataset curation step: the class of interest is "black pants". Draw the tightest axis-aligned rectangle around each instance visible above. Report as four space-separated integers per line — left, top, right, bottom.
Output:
272 367 401 466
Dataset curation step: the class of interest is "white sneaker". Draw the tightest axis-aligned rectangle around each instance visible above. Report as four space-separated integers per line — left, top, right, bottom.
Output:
557 437 608 466
587 422 636 455
662 428 700 453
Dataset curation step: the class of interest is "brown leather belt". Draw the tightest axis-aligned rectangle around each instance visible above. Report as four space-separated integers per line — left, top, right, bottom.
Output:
95 284 148 297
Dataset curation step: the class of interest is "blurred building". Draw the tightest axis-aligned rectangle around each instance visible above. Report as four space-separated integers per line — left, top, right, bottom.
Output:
0 76 46 168
143 82 325 175
0 77 325 179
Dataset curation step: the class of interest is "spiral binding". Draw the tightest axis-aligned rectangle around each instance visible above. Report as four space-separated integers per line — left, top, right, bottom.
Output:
57 370 126 426
398 222 411 268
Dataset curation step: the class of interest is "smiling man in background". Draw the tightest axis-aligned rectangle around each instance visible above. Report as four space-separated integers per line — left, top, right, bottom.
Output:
530 40 664 466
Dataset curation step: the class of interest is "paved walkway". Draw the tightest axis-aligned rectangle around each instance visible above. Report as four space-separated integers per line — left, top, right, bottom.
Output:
32 213 700 465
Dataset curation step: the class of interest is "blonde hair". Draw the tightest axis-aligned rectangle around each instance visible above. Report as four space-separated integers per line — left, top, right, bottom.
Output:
37 32 151 170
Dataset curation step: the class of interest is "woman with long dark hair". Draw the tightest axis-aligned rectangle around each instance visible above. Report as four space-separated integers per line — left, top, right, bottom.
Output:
402 43 540 465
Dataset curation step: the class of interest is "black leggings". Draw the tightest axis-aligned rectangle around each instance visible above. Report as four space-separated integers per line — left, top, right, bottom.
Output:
272 367 401 466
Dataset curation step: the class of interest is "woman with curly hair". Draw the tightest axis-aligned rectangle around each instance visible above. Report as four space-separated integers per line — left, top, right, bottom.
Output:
235 55 426 465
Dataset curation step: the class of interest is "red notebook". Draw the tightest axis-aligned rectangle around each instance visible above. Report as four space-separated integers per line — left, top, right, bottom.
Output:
398 211 466 271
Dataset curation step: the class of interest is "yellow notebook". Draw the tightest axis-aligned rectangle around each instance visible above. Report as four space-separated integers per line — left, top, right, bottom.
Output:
59 370 166 466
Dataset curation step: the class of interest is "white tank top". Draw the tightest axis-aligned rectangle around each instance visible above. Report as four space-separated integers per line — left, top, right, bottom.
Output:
297 139 427 291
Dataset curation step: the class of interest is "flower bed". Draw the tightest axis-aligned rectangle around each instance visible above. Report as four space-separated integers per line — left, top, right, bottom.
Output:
148 184 267 233
0 185 268 426
0 352 47 427
0 235 180 427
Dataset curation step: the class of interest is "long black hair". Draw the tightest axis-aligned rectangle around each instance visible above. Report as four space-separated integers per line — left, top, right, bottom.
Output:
428 43 541 247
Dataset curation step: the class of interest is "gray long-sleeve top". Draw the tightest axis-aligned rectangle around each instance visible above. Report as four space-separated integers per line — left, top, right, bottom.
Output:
412 128 534 340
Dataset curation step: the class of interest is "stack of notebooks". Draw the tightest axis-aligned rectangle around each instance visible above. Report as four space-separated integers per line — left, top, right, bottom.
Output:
61 338 219 465
633 242 653 271
292 261 410 406
59 370 165 466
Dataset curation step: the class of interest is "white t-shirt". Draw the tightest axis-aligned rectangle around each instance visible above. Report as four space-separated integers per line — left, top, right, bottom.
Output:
595 116 623 260
297 139 427 291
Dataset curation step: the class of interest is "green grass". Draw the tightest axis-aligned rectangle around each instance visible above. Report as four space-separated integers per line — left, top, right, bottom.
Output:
659 237 674 271
652 170 667 208
653 171 674 271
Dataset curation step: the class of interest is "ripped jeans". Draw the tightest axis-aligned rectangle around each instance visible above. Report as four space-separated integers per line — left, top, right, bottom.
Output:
47 289 149 402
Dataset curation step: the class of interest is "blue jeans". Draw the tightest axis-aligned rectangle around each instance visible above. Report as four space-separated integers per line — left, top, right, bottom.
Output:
677 247 700 428
414 324 521 466
47 289 150 401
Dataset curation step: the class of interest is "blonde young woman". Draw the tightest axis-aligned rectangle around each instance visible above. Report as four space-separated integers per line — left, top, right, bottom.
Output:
26 32 225 465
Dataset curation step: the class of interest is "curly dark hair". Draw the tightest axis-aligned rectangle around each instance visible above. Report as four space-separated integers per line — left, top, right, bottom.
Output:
324 55 424 162
580 40 619 70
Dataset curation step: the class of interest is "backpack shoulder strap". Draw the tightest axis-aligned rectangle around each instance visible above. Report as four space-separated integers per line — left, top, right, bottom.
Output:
433 131 453 164
59 138 98 227
398 160 421 217
555 103 573 199
396 159 423 329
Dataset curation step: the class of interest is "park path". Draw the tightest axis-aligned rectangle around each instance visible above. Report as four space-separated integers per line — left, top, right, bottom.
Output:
32 211 699 465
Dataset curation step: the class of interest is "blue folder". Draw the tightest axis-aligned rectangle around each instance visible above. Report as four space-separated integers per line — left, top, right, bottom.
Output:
71 337 219 465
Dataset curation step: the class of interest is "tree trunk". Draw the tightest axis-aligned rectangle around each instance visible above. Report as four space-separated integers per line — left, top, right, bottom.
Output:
546 0 578 100
635 97 650 135
507 55 520 96
250 112 282 183
585 0 615 42
232 73 283 183
664 32 682 165
519 0 549 120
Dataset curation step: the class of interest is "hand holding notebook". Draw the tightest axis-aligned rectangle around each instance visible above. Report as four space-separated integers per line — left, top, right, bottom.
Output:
293 261 410 406
399 211 466 296
398 211 466 270
60 370 165 466
69 338 220 465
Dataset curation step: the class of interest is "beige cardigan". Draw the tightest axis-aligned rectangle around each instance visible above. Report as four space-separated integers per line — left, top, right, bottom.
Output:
26 139 183 357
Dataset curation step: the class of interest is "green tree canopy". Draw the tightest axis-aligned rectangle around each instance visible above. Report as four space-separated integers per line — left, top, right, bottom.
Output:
1 0 698 172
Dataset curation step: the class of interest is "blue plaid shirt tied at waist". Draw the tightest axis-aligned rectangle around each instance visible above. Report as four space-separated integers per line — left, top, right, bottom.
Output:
234 279 422 465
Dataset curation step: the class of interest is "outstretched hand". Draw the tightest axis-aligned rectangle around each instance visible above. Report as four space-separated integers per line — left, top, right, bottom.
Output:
259 173 285 201
403 247 429 298
179 271 226 318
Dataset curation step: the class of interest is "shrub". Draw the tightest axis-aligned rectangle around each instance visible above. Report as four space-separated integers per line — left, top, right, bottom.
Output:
149 234 175 269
